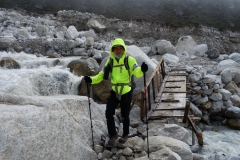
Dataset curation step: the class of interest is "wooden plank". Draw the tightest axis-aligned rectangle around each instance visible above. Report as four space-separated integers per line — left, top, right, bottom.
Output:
161 93 186 98
154 98 186 110
169 71 186 74
167 76 186 81
150 110 185 117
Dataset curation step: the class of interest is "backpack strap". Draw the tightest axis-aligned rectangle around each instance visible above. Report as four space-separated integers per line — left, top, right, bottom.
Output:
124 56 131 81
109 57 114 73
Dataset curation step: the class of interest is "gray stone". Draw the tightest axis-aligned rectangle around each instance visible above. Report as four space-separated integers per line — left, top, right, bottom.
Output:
229 52 240 63
219 89 232 100
94 145 104 154
209 101 223 115
230 95 240 107
206 48 220 59
83 29 98 41
224 81 240 94
98 153 103 160
223 99 233 108
122 147 133 156
189 72 201 83
0 37 16 49
192 153 208 160
149 147 181 160
155 40 176 55
116 150 123 158
217 60 240 71
213 84 220 90
220 69 232 84
228 119 240 130
225 106 240 118
102 150 113 159
204 88 213 95
87 19 106 32
73 48 87 56
65 25 79 40
86 37 94 46
176 36 197 55
144 136 193 160
190 102 202 117
162 53 179 64
123 136 144 152
194 96 208 105
35 25 49 37
194 44 208 57
209 92 222 101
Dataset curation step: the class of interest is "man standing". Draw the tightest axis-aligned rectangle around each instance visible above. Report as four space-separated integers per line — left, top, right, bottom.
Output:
84 38 148 145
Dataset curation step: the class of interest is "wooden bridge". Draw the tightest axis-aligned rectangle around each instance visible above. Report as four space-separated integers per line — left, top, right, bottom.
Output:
131 59 203 146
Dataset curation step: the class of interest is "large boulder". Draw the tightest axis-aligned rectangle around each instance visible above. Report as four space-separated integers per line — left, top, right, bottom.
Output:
217 59 240 71
193 44 208 57
154 40 176 55
144 136 193 160
205 48 220 59
0 94 107 160
225 106 240 118
86 19 106 32
0 57 20 69
67 57 100 76
65 25 79 40
230 95 240 107
228 119 240 130
0 37 16 49
229 52 240 63
176 36 197 55
162 53 179 64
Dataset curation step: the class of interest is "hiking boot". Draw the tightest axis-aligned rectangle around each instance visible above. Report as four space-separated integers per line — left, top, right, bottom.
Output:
107 133 118 146
119 134 128 143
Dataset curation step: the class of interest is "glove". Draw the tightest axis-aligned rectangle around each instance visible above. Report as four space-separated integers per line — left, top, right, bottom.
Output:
84 76 92 83
141 62 148 72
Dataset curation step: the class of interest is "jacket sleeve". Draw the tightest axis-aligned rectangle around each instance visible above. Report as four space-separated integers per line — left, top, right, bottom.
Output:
91 58 110 84
131 58 143 78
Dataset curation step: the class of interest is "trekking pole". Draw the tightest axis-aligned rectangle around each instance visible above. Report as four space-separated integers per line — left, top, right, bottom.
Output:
86 82 94 149
143 70 150 157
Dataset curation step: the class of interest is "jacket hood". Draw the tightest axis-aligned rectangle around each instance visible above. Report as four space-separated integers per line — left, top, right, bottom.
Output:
110 38 127 59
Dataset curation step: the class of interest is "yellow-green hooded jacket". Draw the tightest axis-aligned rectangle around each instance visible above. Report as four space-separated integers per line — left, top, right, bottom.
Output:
91 38 143 95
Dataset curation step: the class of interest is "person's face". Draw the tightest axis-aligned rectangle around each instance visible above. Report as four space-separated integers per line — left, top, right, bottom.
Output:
113 46 124 57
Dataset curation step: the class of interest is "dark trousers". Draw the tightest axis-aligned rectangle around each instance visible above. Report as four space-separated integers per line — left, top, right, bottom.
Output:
105 90 132 137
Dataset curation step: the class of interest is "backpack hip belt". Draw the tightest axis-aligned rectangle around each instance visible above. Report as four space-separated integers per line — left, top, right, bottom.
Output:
112 83 131 100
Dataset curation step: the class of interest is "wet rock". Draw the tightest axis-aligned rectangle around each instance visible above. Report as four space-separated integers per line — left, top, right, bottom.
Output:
87 19 106 33
219 89 232 100
225 106 240 118
230 95 240 107
73 48 87 56
154 40 176 55
227 119 240 130
65 25 79 40
0 37 16 49
0 57 20 69
176 36 197 55
206 48 220 59
194 44 208 57
144 136 193 160
35 25 49 37
162 53 179 64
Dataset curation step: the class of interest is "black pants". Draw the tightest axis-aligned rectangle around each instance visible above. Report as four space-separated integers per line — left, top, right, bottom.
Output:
105 90 132 137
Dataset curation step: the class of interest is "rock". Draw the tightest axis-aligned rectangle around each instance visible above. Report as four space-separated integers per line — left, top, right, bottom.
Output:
102 150 113 159
230 95 240 107
162 53 179 64
189 72 201 83
65 25 79 40
194 44 208 57
124 136 144 152
116 150 123 158
224 81 240 94
176 36 197 55
217 59 240 71
86 37 94 47
154 40 176 55
223 99 233 107
67 58 100 76
73 48 87 56
144 136 193 160
35 25 49 37
229 52 240 63
219 89 232 100
0 57 20 69
208 101 223 115
94 145 104 154
200 101 211 110
192 153 208 160
134 151 147 158
203 88 213 95
209 92 222 101
124 39 135 45
206 48 220 59
83 29 98 41
87 19 106 32
228 119 240 130
0 37 16 49
194 96 208 105
14 28 31 38
92 80 112 103
98 153 103 160
122 147 133 156
225 106 240 118
101 51 110 59
220 69 232 84
190 102 202 117
149 147 181 160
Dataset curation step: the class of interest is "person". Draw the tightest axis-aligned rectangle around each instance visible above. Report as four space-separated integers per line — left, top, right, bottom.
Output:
84 38 148 145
